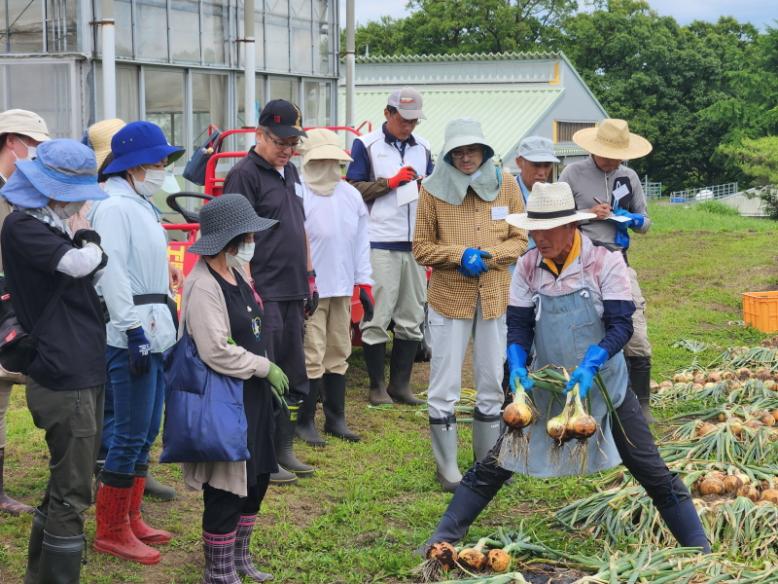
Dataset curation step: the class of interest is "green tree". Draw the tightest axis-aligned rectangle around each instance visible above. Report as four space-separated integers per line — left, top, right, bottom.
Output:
721 136 778 219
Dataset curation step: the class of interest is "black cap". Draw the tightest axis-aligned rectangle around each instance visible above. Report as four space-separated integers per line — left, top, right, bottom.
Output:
258 99 307 138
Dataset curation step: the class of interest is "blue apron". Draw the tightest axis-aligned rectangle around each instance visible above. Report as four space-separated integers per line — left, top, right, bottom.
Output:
498 261 628 477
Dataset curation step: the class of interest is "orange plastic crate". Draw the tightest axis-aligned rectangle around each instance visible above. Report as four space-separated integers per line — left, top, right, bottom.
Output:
742 291 778 333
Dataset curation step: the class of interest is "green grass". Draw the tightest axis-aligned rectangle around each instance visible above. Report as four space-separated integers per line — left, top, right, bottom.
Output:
0 202 776 583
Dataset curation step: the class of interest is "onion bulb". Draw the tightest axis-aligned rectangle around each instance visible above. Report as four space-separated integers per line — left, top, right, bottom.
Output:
736 367 752 380
486 549 511 573
566 387 597 440
761 489 778 504
722 475 743 494
707 371 722 383
503 385 534 430
695 421 717 437
457 537 489 571
737 485 761 502
698 477 725 496
426 542 457 571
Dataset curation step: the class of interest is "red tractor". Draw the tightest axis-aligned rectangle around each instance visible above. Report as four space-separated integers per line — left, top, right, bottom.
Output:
163 126 372 346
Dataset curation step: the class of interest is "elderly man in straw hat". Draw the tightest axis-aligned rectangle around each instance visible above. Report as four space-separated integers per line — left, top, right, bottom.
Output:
422 181 710 554
296 128 372 445
414 118 526 492
559 119 655 421
0 108 50 516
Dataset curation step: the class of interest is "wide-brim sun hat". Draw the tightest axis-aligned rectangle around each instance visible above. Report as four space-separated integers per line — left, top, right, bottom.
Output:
442 118 495 163
506 182 596 231
573 118 652 160
1 139 107 208
189 193 278 256
85 118 126 169
300 128 352 165
103 120 185 175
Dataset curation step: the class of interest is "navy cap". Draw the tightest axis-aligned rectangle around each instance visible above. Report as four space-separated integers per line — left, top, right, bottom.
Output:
258 100 307 139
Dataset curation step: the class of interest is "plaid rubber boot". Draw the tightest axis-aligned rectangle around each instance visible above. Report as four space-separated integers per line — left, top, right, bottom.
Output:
234 515 273 582
202 531 241 584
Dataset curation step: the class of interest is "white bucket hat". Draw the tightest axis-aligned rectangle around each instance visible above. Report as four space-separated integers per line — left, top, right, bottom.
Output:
506 182 596 230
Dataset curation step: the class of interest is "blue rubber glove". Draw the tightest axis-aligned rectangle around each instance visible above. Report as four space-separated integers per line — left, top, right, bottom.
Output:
613 207 645 229
507 343 534 394
565 344 609 399
614 222 630 250
126 326 151 376
459 248 492 277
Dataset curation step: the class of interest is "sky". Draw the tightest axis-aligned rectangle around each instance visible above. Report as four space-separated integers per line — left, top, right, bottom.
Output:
341 0 778 29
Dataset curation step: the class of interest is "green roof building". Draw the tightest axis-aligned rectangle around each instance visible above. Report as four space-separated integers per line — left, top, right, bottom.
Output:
339 51 607 171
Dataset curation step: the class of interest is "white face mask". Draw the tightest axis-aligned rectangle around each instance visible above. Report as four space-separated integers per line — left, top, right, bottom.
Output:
132 167 166 199
52 201 85 220
235 241 255 264
12 143 37 162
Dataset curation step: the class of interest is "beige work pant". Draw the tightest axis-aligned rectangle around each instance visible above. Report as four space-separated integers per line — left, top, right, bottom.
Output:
0 380 12 448
624 267 652 358
360 249 426 346
304 296 353 379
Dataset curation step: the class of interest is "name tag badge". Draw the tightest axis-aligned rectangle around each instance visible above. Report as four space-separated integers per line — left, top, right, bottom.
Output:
612 182 630 201
294 182 303 198
491 206 508 220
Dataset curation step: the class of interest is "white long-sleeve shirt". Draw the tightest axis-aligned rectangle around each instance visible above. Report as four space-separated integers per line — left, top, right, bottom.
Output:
90 176 175 353
302 180 372 299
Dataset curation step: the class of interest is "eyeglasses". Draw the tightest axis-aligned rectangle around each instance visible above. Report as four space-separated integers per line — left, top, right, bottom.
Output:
450 146 482 160
265 132 300 151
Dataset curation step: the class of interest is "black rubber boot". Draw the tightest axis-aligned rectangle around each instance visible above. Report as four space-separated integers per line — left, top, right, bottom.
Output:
387 339 425 405
425 484 491 547
322 373 361 442
363 342 392 405
144 471 177 501
38 531 85 584
295 378 326 447
627 356 654 423
269 465 297 486
657 497 711 553
274 409 314 477
23 508 46 584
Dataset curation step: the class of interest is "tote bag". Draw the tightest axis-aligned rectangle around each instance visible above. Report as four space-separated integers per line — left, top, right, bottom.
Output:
161 327 250 463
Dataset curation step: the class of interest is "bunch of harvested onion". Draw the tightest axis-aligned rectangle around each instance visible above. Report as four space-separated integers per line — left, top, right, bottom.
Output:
418 542 459 582
546 380 597 445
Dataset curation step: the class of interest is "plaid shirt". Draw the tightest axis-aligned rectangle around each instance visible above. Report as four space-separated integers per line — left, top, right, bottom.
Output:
413 170 527 320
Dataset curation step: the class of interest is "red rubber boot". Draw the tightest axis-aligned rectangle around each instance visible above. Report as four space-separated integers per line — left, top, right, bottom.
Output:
129 477 172 545
94 483 161 564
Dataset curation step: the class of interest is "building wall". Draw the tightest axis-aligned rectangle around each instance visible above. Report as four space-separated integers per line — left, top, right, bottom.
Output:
0 0 339 170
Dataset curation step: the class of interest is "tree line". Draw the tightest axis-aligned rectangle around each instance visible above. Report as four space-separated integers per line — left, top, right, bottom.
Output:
350 0 778 198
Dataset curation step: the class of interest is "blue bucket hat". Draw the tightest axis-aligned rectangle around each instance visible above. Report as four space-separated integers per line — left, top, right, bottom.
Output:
103 121 184 175
0 139 108 208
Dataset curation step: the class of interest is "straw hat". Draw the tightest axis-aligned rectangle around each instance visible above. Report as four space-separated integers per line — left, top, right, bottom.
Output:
572 119 652 160
189 194 277 256
86 118 126 168
506 182 595 231
300 128 352 166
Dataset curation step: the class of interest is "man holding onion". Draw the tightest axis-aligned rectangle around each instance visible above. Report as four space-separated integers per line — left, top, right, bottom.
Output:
423 181 710 554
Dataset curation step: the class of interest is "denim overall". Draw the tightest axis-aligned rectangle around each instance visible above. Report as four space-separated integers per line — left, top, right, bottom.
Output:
498 263 628 477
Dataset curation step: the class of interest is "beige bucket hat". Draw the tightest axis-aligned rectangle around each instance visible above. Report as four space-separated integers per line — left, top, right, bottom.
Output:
573 118 652 160
300 128 352 166
0 109 50 142
506 182 596 231
86 118 126 169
